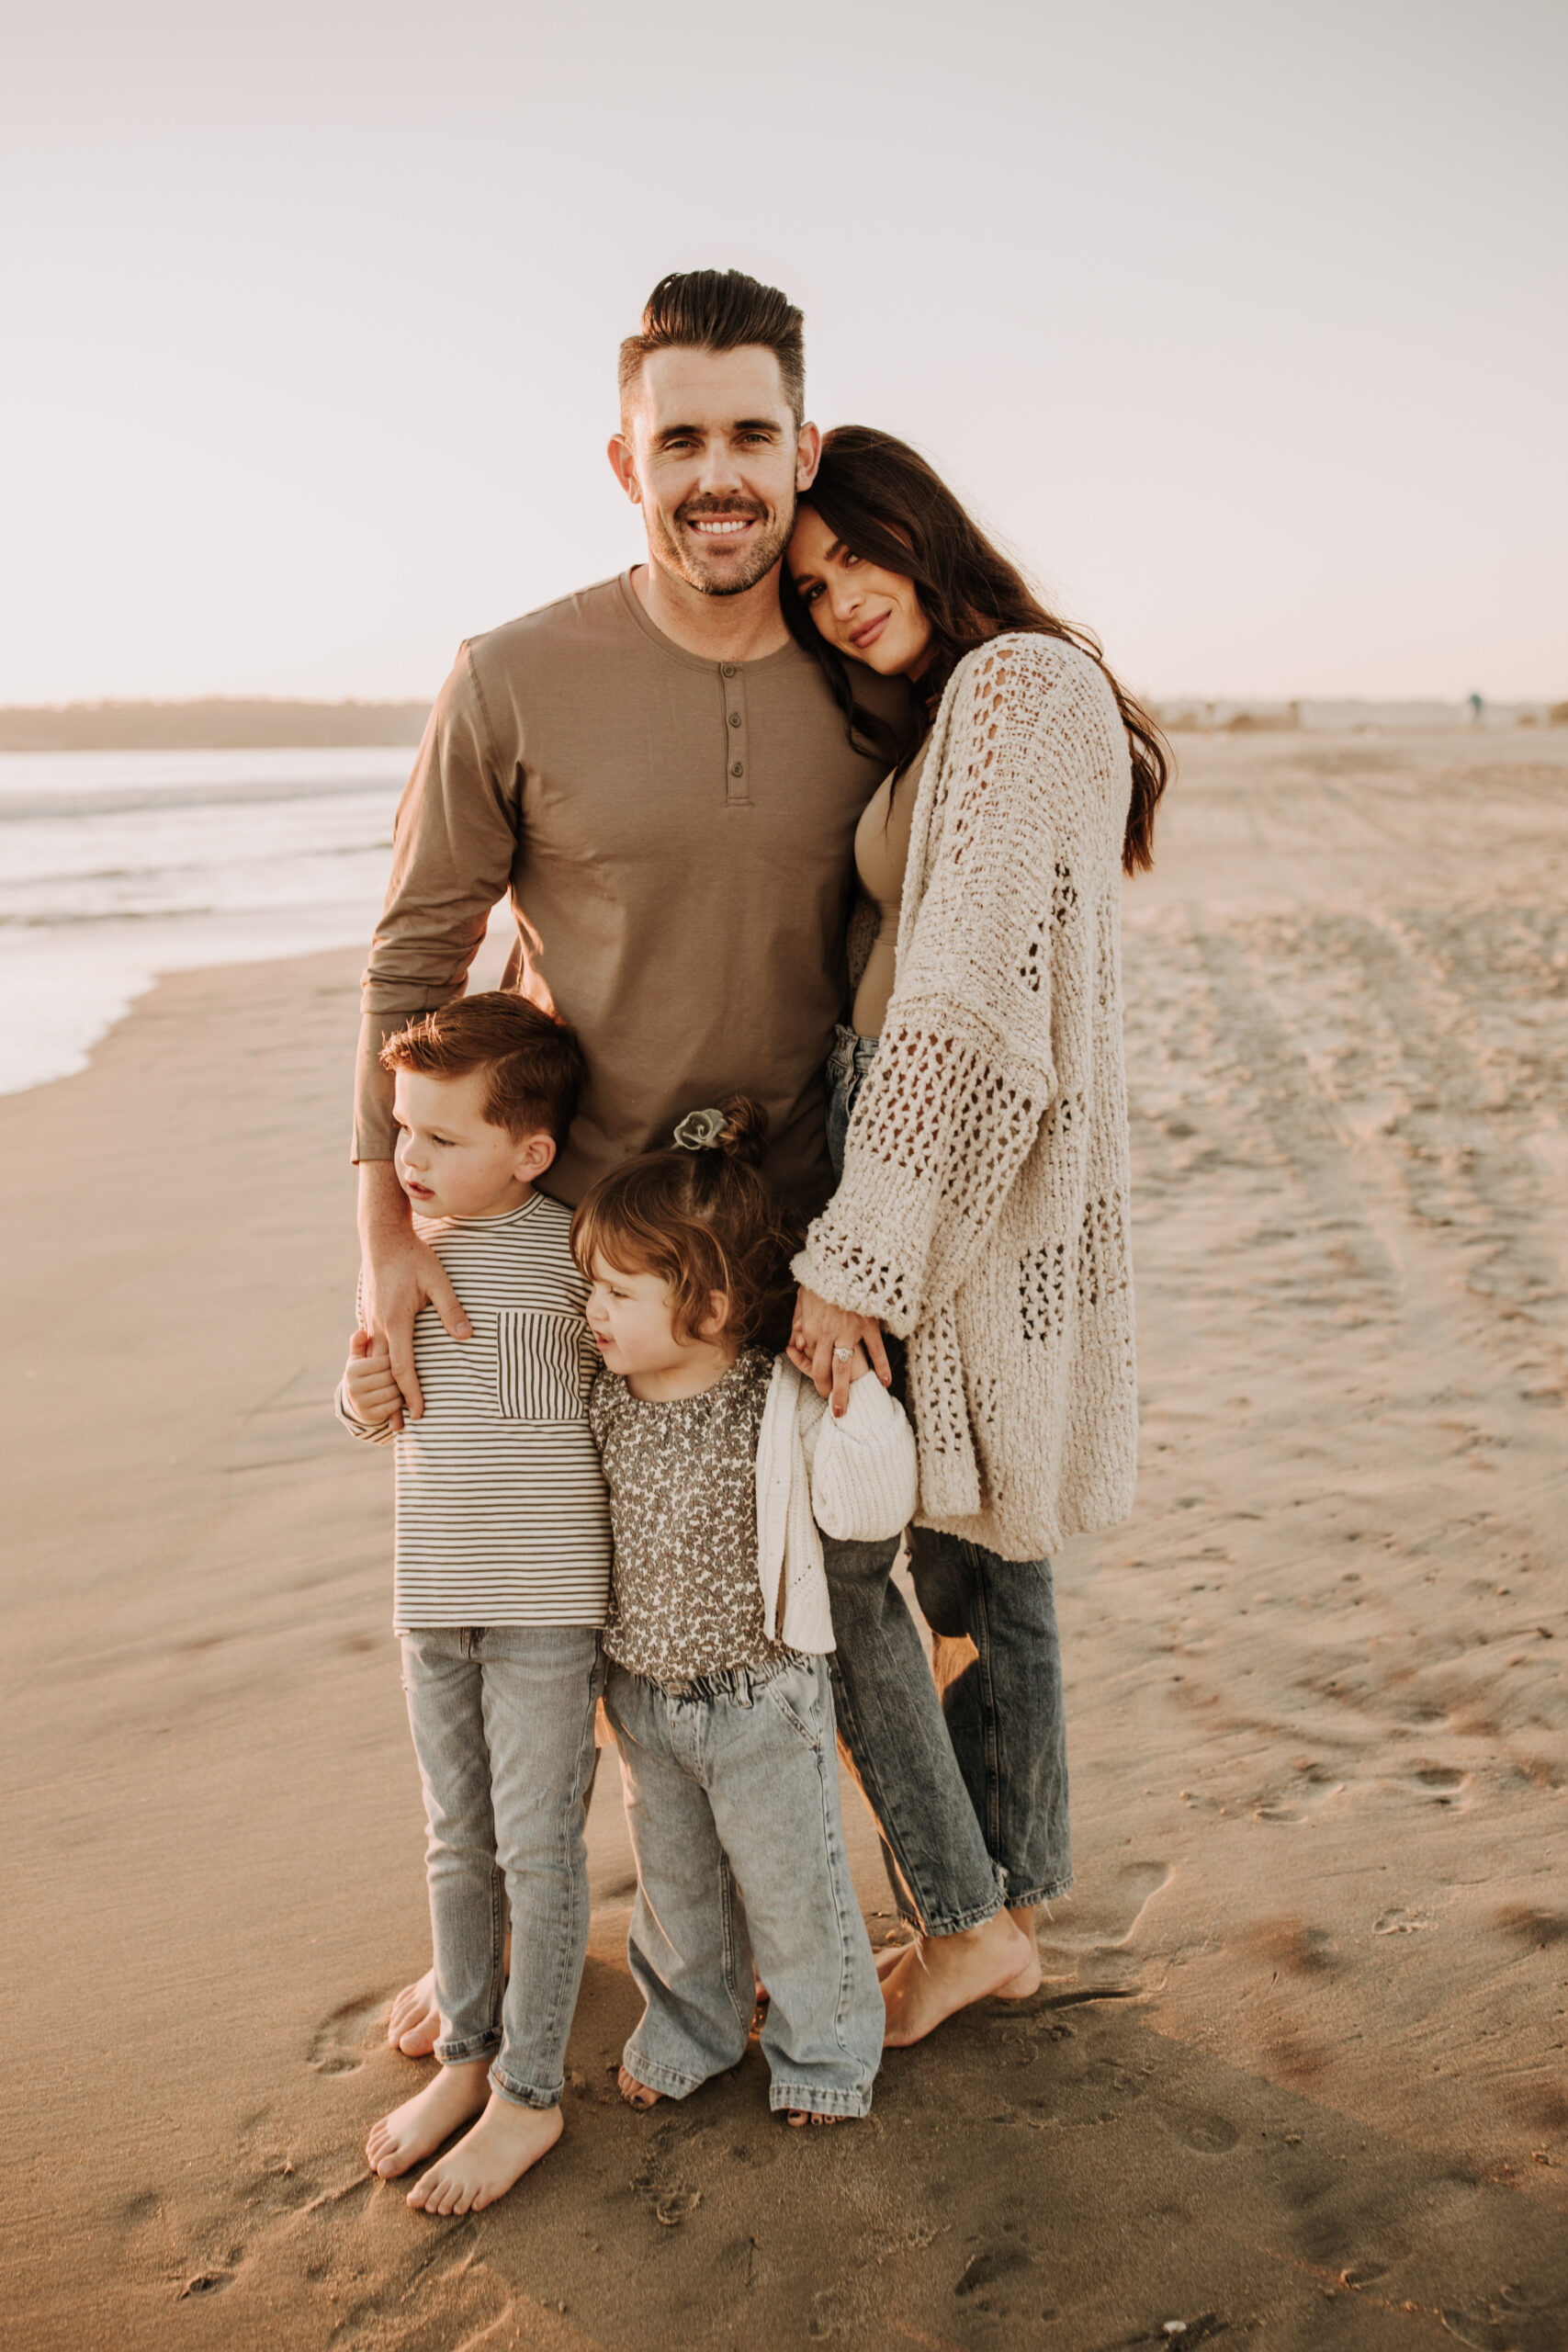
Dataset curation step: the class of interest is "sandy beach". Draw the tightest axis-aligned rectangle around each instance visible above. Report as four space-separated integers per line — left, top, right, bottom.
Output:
5 725 1567 2351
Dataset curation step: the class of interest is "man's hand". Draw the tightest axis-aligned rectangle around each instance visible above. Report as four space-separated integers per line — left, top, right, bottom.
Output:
789 1284 891 1419
357 1160 471 1426
343 1328 404 1430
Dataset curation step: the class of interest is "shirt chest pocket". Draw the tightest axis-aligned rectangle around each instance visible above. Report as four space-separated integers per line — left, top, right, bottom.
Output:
495 1310 588 1421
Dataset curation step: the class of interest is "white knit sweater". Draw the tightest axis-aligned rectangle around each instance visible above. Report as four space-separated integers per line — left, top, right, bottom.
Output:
755 1358 919 1652
795 633 1138 1563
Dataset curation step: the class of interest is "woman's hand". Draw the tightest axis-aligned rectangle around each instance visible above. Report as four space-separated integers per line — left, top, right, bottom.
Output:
790 1285 892 1418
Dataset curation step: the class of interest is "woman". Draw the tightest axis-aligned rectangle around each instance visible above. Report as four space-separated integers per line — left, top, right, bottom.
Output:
784 426 1167 2045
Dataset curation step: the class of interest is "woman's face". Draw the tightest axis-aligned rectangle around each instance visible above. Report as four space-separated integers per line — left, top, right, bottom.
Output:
787 505 933 679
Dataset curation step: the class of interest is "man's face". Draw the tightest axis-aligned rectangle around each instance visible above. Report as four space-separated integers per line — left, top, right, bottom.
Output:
610 345 818 598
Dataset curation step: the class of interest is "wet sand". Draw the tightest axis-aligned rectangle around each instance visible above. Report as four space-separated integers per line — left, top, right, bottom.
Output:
4 728 1566 2348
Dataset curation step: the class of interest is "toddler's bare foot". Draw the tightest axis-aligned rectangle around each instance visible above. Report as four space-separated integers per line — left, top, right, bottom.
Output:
617 2064 661 2111
406 2092 561 2215
386 1969 440 2058
366 2060 490 2178
881 1913 1034 2047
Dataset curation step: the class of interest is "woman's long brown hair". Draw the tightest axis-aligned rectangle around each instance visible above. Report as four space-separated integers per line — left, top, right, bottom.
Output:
782 425 1169 876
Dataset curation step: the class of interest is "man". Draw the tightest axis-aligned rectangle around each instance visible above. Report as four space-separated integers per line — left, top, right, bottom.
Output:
362 271 1032 2058
356 268 904 1398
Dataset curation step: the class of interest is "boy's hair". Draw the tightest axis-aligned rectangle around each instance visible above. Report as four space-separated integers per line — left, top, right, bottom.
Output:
618 269 806 427
379 992 584 1146
570 1095 795 1351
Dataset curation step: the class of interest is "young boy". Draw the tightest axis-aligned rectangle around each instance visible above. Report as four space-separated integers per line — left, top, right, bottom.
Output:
338 991 611 2216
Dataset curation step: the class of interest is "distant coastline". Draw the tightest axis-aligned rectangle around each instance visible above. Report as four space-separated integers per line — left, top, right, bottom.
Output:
0 698 431 752
4 694 1564 752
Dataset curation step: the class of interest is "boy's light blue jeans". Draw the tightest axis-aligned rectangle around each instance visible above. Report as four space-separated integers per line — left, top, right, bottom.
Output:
604 1655 884 2119
400 1624 602 2109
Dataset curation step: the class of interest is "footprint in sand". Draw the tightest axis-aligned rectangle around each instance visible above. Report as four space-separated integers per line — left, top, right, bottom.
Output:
1037 1860 1173 1955
1157 2105 1242 2154
307 1992 392 2076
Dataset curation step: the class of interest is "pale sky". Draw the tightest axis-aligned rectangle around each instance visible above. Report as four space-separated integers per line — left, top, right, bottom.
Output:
3 0 1563 705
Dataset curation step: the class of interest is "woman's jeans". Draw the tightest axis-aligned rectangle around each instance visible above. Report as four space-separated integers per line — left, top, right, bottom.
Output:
604 1656 884 2118
820 1031 1073 1933
400 1624 603 2109
826 1022 882 1180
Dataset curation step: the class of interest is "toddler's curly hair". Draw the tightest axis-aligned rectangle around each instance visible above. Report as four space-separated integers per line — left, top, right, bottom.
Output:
570 1095 796 1351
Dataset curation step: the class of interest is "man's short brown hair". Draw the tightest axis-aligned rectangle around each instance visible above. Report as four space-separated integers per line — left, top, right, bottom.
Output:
379 992 585 1146
618 269 806 426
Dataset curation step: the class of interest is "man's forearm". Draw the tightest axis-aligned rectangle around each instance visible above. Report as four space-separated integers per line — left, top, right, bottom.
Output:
358 1157 412 1258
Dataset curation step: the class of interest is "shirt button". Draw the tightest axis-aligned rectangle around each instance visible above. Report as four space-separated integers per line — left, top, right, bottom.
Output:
728 711 742 728
721 662 737 677
731 763 744 777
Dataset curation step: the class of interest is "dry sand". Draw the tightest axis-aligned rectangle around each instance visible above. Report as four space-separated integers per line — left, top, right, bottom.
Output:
4 727 1567 2350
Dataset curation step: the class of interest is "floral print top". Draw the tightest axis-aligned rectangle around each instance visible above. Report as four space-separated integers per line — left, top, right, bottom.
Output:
590 1347 790 1688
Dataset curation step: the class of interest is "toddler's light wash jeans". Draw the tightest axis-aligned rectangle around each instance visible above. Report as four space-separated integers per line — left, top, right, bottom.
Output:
604 1655 884 2119
400 1623 603 2109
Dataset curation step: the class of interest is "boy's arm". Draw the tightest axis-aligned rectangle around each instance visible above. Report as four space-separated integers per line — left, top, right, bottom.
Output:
336 1328 402 1447
804 1365 919 1544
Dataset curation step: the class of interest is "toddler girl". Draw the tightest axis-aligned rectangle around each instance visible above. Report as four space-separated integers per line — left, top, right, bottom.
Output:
570 1098 916 2125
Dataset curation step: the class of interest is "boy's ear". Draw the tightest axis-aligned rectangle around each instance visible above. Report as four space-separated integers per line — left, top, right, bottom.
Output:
513 1129 558 1184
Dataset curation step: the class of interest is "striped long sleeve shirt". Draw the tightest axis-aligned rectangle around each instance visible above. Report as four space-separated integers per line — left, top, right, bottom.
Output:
337 1193 612 1631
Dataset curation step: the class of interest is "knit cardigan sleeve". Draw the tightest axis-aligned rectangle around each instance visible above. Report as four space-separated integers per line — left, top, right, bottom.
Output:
795 635 1124 1336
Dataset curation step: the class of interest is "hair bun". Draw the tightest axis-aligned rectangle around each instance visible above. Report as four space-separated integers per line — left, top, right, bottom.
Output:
714 1093 768 1166
670 1094 769 1164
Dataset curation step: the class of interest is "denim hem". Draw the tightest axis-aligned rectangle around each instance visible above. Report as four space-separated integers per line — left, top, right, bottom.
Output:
622 2042 709 2101
921 1889 1007 1937
767 2082 874 2119
488 2062 561 2112
1009 1872 1075 1908
434 2034 501 2066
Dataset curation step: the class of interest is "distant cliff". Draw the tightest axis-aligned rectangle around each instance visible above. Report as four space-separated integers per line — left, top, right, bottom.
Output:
0 699 431 752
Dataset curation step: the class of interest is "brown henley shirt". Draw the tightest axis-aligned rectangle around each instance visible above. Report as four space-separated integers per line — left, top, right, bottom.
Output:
355 571 906 1220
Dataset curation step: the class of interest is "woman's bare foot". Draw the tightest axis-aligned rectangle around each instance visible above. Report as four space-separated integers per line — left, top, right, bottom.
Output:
406 2093 561 2215
874 1937 916 1981
616 2064 662 2111
996 1905 1043 1998
786 2109 841 2127
386 1969 441 2058
366 2060 490 2178
880 1912 1035 2047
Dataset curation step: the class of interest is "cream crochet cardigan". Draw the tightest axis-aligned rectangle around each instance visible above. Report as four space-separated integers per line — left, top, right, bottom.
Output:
795 633 1138 1563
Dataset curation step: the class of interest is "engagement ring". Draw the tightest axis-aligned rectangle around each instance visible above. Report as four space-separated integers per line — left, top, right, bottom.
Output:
832 1345 854 1362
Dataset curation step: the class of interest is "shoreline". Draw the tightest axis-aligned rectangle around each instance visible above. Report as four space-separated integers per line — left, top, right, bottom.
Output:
6 719 1567 2347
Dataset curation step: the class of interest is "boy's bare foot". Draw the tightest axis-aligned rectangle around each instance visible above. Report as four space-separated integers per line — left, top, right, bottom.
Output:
881 1912 1035 2047
386 1969 440 2058
617 2064 661 2111
367 2059 490 2178
406 2093 561 2215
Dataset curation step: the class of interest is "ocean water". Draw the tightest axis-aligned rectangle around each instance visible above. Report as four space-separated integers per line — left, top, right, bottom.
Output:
0 747 414 1095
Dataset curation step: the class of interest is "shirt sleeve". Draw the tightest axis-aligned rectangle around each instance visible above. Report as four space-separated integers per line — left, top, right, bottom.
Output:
353 642 521 1161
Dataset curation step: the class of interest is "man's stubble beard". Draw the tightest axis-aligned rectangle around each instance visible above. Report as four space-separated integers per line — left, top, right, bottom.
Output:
647 495 796 599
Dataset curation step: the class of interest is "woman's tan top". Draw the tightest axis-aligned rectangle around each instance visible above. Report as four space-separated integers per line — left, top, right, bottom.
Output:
850 740 926 1037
